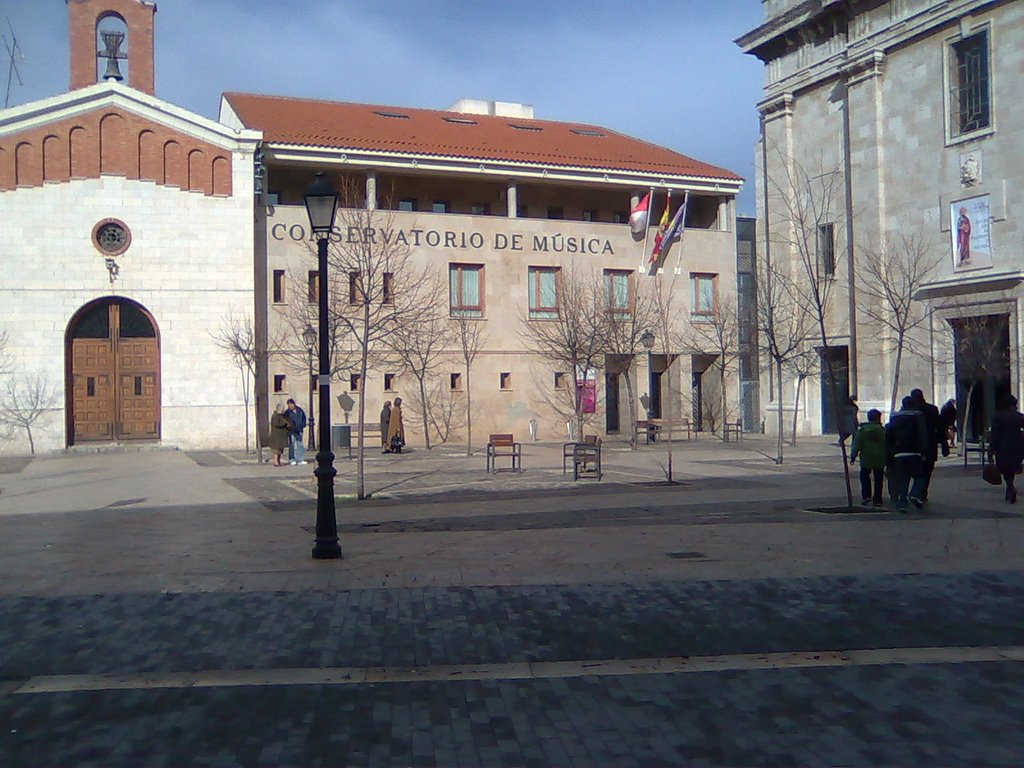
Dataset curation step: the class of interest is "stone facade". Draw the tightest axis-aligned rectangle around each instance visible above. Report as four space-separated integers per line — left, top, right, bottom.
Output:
739 0 1024 438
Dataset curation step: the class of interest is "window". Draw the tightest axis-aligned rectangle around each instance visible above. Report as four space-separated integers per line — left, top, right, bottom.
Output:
949 30 991 138
500 372 512 390
612 211 627 224
433 200 451 214
384 373 396 391
450 264 484 318
571 128 605 137
547 206 564 220
375 110 410 119
604 269 633 317
349 374 362 393
450 372 462 391
817 223 835 278
348 271 361 304
690 273 717 320
554 372 567 390
471 202 491 216
516 203 528 218
399 198 417 212
272 270 286 303
307 270 318 304
273 374 287 393
583 209 597 222
528 266 560 319
383 272 394 304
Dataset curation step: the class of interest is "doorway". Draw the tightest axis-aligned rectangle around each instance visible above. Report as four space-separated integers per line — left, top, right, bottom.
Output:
819 345 850 435
66 298 160 444
605 372 620 433
951 314 1011 442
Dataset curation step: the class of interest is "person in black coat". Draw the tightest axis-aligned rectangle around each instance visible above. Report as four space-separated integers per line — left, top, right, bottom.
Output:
940 399 958 449
910 388 949 503
989 395 1024 504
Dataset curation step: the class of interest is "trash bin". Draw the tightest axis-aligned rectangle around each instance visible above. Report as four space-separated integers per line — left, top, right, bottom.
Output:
331 424 352 456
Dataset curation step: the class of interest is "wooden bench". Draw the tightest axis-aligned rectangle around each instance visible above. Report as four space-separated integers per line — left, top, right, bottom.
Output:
486 433 522 473
644 418 697 443
722 419 743 442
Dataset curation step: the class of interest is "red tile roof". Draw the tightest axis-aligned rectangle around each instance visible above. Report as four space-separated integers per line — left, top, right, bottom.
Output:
223 92 740 182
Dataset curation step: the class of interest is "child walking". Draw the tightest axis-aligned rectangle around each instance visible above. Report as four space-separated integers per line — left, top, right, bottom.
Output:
850 408 888 506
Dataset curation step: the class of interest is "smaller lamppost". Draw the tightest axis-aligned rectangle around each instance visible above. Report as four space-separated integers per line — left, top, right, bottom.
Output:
640 329 655 352
303 324 317 450
305 173 341 560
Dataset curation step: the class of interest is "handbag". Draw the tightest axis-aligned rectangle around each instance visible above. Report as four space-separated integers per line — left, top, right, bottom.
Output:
983 463 1002 486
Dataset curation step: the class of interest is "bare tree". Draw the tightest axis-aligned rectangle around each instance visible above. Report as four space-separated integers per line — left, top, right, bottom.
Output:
683 294 742 438
0 372 58 454
0 329 11 376
598 276 658 447
519 261 605 442
384 276 450 450
768 149 854 505
856 227 942 414
453 314 487 455
290 178 444 499
756 229 814 464
211 310 264 458
650 270 685 481
786 347 818 447
426 378 458 445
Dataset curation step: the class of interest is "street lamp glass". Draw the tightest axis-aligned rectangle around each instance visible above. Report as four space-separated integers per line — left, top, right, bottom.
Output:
640 330 655 350
302 325 316 349
303 173 338 234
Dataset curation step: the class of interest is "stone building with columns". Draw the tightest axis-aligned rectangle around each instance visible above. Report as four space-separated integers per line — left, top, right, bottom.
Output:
219 93 744 447
738 0 1024 440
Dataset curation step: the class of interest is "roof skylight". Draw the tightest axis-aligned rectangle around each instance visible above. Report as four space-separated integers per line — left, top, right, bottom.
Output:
374 110 410 119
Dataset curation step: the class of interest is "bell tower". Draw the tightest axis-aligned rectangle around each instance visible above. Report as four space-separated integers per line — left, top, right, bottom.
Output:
67 0 157 95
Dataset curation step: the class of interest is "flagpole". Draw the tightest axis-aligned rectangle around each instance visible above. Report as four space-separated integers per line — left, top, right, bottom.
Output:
674 191 690 272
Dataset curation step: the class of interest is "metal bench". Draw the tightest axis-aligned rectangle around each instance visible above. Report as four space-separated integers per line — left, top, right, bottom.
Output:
486 433 522 473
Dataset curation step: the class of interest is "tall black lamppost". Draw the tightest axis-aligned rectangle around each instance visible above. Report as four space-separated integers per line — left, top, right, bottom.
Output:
305 173 342 560
302 324 317 450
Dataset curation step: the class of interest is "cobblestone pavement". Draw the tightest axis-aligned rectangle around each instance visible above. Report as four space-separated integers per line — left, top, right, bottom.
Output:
2 443 1024 765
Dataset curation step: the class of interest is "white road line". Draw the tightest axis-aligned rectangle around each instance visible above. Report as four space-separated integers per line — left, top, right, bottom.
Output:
12 645 1024 695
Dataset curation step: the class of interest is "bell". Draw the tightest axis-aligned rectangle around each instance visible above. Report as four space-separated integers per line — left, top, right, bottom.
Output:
100 31 125 82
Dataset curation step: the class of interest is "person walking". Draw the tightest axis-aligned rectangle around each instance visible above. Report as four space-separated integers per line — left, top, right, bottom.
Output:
940 398 958 449
268 403 291 467
386 397 406 454
839 395 859 446
988 394 1024 504
850 409 888 506
285 398 307 465
379 400 392 454
886 395 929 512
909 388 949 503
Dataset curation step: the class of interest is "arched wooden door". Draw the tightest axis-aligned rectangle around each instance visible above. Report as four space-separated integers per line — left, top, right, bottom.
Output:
67 298 160 444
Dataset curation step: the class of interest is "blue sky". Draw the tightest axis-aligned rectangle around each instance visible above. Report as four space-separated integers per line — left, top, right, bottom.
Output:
2 0 765 213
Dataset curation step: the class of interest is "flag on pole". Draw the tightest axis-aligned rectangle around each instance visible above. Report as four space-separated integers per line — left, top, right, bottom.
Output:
628 192 651 237
649 192 688 272
649 192 673 262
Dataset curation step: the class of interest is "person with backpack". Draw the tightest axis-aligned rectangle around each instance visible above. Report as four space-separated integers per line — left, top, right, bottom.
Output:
850 408 888 506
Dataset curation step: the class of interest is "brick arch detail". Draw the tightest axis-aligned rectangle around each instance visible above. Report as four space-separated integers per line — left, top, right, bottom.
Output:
43 134 69 182
211 155 231 196
0 108 233 195
99 112 127 175
14 141 39 186
187 148 208 194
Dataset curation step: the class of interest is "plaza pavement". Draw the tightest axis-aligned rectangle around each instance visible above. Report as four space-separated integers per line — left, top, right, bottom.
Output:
1 434 1023 765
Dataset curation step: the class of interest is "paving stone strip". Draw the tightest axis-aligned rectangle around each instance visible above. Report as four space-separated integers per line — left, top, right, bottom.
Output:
12 644 1024 695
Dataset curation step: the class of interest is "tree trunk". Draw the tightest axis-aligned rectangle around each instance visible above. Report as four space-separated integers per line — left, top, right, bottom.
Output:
775 359 785 464
790 374 804 446
889 340 904 417
417 375 431 450
465 367 473 456
624 361 638 449
720 363 728 440
26 426 35 455
356 349 368 500
241 369 251 453
960 381 978 453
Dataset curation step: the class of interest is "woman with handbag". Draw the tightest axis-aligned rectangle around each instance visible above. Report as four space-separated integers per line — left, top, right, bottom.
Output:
988 394 1024 503
386 397 406 455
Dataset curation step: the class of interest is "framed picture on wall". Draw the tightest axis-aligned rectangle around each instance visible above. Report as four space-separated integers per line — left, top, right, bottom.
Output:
950 194 993 273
